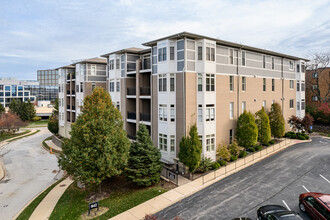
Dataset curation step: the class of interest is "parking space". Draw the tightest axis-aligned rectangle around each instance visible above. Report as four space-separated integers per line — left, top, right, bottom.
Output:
156 137 330 220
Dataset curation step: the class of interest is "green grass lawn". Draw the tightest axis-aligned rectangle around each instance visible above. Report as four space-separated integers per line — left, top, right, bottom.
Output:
0 130 30 142
50 177 167 220
8 130 40 142
27 120 49 127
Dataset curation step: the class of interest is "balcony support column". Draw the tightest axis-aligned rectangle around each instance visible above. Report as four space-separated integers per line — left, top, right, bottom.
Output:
136 59 141 131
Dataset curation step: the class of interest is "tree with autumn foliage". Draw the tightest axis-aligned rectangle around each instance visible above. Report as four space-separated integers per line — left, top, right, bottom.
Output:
0 112 27 134
58 87 130 190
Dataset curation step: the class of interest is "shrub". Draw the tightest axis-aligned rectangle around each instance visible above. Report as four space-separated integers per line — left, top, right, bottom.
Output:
211 162 221 170
302 133 309 139
228 140 240 156
230 155 238 162
32 116 41 122
263 142 270 146
255 107 271 145
218 160 227 166
247 147 255 152
255 145 263 151
269 102 285 138
285 131 295 138
236 111 258 148
297 134 306 140
197 156 213 173
269 139 275 145
217 143 231 161
238 150 247 158
48 115 58 134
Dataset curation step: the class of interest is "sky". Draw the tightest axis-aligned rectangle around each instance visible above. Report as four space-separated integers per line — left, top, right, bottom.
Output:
1 0 330 80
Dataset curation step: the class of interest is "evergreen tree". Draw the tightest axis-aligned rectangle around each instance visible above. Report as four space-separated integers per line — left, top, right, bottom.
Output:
178 125 202 172
0 104 5 115
58 87 130 189
48 98 59 134
126 124 162 187
236 110 258 148
255 107 271 145
269 102 285 138
9 99 35 121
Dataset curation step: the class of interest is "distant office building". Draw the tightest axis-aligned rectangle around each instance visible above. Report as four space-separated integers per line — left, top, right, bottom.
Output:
24 84 59 102
37 69 59 86
0 78 37 107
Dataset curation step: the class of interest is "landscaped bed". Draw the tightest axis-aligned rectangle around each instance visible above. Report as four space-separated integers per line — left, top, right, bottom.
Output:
0 129 30 142
49 176 170 220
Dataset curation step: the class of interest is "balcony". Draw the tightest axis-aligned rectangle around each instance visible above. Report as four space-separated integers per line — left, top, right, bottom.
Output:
142 59 151 70
140 87 150 96
66 90 70 95
72 105 75 110
140 113 151 122
72 90 75 95
127 63 136 72
127 88 136 96
67 105 70 110
127 112 136 120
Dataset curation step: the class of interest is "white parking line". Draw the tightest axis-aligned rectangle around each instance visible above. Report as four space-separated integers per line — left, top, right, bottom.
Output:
282 200 291 211
320 174 330 184
302 185 310 192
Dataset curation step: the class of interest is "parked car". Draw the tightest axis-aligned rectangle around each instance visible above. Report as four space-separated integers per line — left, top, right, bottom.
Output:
299 192 330 220
257 205 303 220
231 218 252 220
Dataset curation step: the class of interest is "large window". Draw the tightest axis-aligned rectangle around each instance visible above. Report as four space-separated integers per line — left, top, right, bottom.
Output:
290 80 294 89
206 74 215 91
159 133 167 151
159 104 167 121
242 76 246 91
229 102 234 119
206 46 215 61
109 81 115 92
229 76 234 91
170 47 174 60
109 60 114 70
170 104 175 122
272 79 275 91
297 81 300 91
198 105 203 122
170 74 175 92
229 49 234 64
206 134 215 151
206 104 215 121
170 135 175 152
198 73 203 92
242 51 246 66
289 99 294 109
116 81 120 92
159 74 167 92
198 46 202 60
289 60 294 70
263 78 266 91
158 47 167 62
91 65 96 75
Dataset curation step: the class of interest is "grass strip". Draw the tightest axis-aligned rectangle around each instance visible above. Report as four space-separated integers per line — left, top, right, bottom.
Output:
7 130 40 142
26 120 49 128
16 176 67 220
0 130 31 142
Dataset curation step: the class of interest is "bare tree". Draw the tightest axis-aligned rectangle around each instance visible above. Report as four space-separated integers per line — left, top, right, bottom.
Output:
306 51 330 103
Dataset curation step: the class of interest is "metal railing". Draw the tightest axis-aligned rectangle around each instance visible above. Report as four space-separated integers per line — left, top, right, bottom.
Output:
72 90 75 95
66 90 70 95
127 88 136 96
140 87 150 96
127 112 136 120
140 113 151 122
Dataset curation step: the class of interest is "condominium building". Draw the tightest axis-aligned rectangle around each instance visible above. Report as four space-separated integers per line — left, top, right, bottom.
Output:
58 58 107 138
305 67 330 105
37 69 59 86
0 78 37 107
100 32 307 164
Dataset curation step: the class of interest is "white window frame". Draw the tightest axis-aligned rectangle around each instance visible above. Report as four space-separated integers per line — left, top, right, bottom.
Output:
198 73 203 92
206 104 215 121
242 51 246 66
170 135 175 152
91 65 96 76
170 104 175 122
206 74 215 92
206 134 215 151
198 105 203 122
229 102 234 119
229 76 234 91
289 99 294 109
290 80 294 89
242 101 246 112
242 76 246 91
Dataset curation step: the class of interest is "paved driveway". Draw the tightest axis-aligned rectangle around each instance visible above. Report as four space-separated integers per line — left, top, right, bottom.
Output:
156 137 330 220
0 127 61 220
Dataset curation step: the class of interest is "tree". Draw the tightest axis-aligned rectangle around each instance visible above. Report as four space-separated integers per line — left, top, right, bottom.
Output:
302 114 314 131
255 107 271 145
9 99 35 121
236 110 258 148
58 87 130 190
178 125 202 173
306 51 330 103
0 104 5 115
288 115 303 132
217 143 231 161
0 112 27 134
268 102 285 138
126 124 162 187
48 98 59 134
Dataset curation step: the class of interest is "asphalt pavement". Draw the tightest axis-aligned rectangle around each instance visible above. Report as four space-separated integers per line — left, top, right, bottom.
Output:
0 127 61 220
156 137 330 220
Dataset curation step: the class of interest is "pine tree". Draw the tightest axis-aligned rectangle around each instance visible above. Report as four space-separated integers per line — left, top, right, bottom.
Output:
178 125 202 172
269 102 285 138
48 98 59 134
236 110 258 148
126 124 162 187
9 99 35 121
58 87 130 189
255 107 271 145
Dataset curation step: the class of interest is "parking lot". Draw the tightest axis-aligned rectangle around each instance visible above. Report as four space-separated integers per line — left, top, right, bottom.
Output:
156 137 330 220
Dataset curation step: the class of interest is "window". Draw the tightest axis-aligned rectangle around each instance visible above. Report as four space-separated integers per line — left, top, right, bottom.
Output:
159 74 167 92
263 100 266 108
116 81 120 92
272 79 275 91
116 102 120 110
290 80 294 89
296 64 300 72
301 81 305 91
80 82 83 92
229 76 234 91
242 101 246 112
312 85 318 90
206 104 215 121
242 51 246 66
158 47 167 62
312 96 318 102
312 72 318 78
170 105 175 122
109 60 114 70
242 76 246 91
206 74 215 91
229 129 233 144
159 104 167 121
229 49 234 64
170 47 174 60
92 82 96 91
272 57 275 70
91 65 96 75
229 102 234 119
170 74 175 92
198 46 202 60
109 81 114 92
206 134 215 151
159 134 167 151
301 99 305 110
198 105 203 122
289 99 294 109
263 55 266 68
0 85 3 90
297 81 300 91
206 46 215 61
211 48 215 61
289 60 293 70
263 78 266 91
297 101 300 110
116 58 120 69
170 135 175 152
198 73 203 91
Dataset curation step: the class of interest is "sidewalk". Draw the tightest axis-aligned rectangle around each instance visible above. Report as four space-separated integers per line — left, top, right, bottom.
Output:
45 139 63 152
29 177 73 220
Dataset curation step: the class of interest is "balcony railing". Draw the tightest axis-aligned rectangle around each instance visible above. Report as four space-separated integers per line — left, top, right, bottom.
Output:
140 113 151 122
72 90 75 95
127 63 136 72
67 105 70 110
127 112 136 120
66 90 70 95
140 87 150 96
72 105 75 110
127 88 136 96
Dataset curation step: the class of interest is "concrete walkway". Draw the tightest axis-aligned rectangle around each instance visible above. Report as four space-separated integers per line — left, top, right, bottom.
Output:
29 177 73 220
45 139 62 152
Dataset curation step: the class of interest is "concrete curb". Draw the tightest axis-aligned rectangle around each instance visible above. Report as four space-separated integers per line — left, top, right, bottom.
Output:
0 157 6 181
